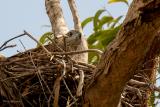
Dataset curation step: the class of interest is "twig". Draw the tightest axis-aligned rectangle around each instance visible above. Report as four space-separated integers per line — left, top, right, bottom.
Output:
49 49 102 56
19 39 27 51
24 30 51 56
47 36 65 52
54 58 77 105
53 59 68 107
26 33 75 66
0 33 26 51
0 33 25 49
125 85 142 100
0 45 16 51
62 79 77 102
29 52 54 100
68 0 82 32
67 98 78 107
53 77 61 107
24 30 68 67
66 97 71 107
121 99 134 107
29 52 48 100
77 61 96 69
76 70 84 96
61 59 67 77
128 79 148 87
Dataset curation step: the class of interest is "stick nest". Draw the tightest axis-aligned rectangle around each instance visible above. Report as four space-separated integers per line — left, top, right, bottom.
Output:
0 43 95 107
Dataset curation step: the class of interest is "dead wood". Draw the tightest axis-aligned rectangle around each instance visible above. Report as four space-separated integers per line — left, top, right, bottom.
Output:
0 31 95 107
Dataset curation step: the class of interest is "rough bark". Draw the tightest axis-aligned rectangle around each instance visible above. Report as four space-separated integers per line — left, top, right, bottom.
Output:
120 33 160 107
140 33 160 106
83 0 160 107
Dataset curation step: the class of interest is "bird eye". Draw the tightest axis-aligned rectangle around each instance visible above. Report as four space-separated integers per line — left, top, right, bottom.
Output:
68 32 73 37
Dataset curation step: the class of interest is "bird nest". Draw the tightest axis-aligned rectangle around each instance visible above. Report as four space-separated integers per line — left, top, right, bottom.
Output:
0 40 95 107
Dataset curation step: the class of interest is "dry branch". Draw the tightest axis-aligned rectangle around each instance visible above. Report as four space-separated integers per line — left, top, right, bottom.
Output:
0 39 94 106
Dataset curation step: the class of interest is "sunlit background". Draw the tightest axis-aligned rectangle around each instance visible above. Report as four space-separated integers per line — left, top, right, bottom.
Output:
0 0 160 106
0 0 130 56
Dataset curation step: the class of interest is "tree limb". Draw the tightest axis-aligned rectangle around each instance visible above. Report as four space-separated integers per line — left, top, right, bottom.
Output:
45 0 69 37
83 0 160 107
67 0 82 33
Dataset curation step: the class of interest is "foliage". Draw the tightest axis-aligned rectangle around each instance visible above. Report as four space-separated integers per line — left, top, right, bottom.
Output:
108 0 129 5
82 9 122 63
37 32 53 47
148 92 160 107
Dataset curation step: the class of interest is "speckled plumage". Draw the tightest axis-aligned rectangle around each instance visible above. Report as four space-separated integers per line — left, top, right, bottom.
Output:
65 30 88 63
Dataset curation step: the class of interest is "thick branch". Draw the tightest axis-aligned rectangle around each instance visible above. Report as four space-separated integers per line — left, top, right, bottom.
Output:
68 0 82 32
45 0 68 37
84 0 160 107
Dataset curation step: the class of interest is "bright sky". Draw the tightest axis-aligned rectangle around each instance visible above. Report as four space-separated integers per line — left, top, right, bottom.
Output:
0 0 130 56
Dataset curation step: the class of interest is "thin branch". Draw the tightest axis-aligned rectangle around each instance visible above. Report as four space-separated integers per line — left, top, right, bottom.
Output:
62 79 77 102
67 98 78 107
0 33 26 51
76 70 84 96
68 0 82 32
61 59 67 77
49 49 102 56
77 62 96 69
29 52 48 100
24 30 51 56
0 45 16 51
121 99 134 107
53 77 61 107
0 33 25 49
19 39 27 51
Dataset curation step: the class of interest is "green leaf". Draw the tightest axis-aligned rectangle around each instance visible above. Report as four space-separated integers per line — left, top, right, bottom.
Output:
99 25 121 46
38 32 53 47
108 0 129 5
98 16 114 29
87 31 102 45
93 9 106 32
88 41 104 50
88 43 104 64
148 92 156 107
110 16 123 28
81 17 94 29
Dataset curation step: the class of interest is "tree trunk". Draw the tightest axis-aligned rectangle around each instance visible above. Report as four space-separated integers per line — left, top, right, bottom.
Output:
45 0 68 37
83 0 160 107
